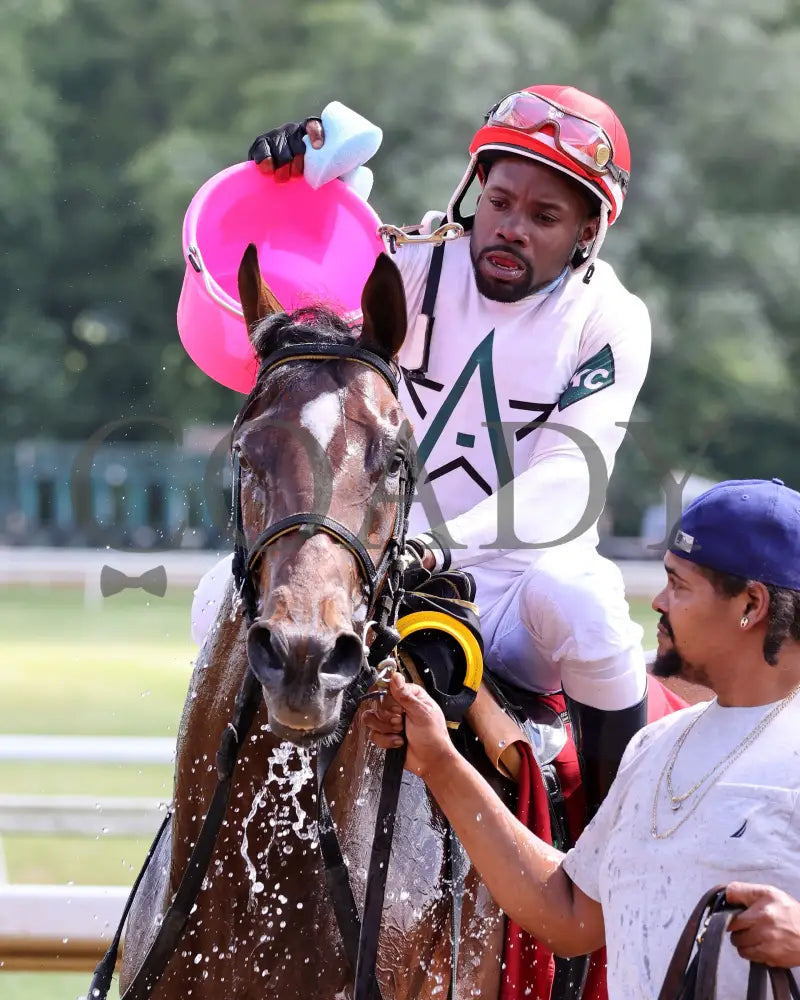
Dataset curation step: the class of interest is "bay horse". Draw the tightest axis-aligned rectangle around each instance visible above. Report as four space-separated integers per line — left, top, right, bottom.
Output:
119 246 510 1000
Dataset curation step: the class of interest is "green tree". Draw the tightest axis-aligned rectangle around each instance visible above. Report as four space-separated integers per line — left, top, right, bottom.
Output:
3 0 800 535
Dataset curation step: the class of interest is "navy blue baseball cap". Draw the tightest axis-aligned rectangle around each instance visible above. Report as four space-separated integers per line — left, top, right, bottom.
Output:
668 478 800 591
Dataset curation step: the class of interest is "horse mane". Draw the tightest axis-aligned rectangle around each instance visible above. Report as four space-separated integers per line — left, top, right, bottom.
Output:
231 306 362 434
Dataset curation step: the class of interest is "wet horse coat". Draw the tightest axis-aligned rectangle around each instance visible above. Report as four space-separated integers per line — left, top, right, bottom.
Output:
120 249 510 999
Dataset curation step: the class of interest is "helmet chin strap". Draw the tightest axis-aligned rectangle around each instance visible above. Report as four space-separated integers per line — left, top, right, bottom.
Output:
573 203 609 281
446 155 480 230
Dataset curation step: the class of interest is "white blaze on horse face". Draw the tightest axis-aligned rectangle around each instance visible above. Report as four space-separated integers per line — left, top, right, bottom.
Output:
361 388 397 438
299 390 343 453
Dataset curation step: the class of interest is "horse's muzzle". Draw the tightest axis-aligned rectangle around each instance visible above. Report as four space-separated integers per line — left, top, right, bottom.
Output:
246 621 364 735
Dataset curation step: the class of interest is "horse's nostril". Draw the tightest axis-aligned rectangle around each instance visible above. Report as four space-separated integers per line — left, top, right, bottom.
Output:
247 624 284 684
320 632 364 688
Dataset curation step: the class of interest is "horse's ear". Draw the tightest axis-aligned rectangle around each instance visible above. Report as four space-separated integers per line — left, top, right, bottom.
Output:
237 243 284 339
358 253 407 360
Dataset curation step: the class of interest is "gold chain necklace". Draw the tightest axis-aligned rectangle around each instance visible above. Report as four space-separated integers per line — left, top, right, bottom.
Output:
651 684 800 840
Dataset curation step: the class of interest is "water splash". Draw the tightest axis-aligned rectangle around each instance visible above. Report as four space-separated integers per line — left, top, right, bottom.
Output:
230 585 243 622
240 742 316 906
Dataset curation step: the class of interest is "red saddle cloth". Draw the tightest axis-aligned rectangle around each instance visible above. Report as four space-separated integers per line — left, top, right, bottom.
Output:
500 678 685 1000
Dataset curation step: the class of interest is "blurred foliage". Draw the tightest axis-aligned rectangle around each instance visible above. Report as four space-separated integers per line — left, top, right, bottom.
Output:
2 0 800 529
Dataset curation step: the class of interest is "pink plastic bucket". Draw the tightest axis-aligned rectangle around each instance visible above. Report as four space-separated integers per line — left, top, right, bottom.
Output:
177 161 383 393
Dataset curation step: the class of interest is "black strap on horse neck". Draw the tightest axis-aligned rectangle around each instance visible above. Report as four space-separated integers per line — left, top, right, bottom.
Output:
314 673 406 1000
87 667 263 1000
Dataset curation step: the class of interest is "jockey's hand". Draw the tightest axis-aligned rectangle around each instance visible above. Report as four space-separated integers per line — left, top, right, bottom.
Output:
363 673 453 780
247 118 325 183
402 538 436 591
727 882 800 967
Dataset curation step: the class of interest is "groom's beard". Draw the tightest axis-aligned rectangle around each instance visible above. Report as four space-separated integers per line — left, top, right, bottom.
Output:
651 647 684 678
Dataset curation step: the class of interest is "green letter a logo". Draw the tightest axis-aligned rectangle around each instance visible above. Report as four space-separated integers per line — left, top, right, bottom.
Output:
416 330 513 487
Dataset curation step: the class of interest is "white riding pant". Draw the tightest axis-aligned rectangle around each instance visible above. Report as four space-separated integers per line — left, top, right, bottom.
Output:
473 541 645 710
190 542 645 712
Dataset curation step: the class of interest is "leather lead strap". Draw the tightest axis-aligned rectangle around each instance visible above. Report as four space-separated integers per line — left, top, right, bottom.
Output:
446 824 465 1000
354 746 407 1000
658 884 800 1000
315 671 383 998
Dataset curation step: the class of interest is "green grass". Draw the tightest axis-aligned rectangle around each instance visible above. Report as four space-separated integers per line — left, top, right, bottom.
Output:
0 583 658 997
0 585 195 737
0 585 193 996
0 584 191 885
0 972 109 1000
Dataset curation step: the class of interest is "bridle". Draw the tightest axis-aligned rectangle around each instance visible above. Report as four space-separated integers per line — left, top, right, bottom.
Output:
88 339 418 1000
230 342 417 662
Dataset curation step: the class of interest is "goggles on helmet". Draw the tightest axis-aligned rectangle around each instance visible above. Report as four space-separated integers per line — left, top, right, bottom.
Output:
486 91 630 192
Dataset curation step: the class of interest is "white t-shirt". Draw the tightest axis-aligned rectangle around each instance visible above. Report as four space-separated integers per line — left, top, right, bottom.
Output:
562 697 800 998
394 235 651 575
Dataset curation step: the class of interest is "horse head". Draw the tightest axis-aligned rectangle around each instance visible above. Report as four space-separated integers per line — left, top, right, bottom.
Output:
232 243 411 743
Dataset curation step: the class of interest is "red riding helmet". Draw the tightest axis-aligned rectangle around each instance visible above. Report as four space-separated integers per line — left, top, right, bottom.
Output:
474 85 629 223
447 85 631 267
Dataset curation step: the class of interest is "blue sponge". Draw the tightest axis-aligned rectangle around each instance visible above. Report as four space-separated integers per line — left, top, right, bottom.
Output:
304 101 383 190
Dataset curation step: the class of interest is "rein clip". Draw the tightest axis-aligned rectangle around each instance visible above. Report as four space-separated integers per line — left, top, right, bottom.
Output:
378 222 464 255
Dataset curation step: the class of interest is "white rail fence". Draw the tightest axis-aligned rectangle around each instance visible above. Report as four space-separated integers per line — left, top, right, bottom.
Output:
0 552 665 973
0 546 223 606
0 545 667 601
0 735 174 972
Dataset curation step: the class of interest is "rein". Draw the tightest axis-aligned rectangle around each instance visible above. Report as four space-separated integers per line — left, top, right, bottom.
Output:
87 342 417 1000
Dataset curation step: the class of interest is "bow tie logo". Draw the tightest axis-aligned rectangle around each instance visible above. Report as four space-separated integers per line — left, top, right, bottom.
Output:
100 565 168 599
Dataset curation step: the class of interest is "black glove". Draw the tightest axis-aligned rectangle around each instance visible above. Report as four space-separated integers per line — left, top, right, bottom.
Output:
247 117 321 168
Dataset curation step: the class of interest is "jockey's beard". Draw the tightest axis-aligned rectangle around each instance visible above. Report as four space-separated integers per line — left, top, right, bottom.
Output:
471 241 535 303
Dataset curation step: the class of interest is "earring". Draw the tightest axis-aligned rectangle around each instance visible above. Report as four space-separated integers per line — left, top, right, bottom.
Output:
740 615 749 628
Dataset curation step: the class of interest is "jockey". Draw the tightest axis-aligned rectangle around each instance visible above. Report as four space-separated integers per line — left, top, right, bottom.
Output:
196 85 656 816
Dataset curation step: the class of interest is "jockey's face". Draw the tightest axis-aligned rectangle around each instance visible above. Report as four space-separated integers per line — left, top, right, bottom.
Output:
470 156 599 302
651 552 744 691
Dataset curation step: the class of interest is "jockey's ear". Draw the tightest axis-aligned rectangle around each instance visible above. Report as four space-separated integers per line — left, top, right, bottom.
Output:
237 243 284 337
359 252 407 360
